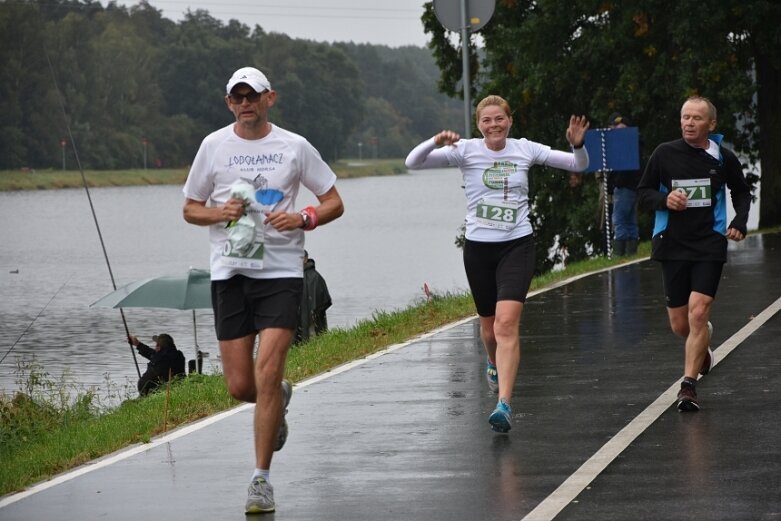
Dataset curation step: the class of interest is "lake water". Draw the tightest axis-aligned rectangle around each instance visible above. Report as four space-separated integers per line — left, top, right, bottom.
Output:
0 169 470 403
0 165 762 405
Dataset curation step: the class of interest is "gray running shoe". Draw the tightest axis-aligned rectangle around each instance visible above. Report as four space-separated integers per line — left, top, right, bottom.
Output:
245 476 275 514
274 379 292 452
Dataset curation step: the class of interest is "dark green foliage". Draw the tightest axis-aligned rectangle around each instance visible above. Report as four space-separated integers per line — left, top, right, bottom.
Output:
262 36 365 162
423 0 781 267
0 0 455 168
530 170 603 272
336 42 463 157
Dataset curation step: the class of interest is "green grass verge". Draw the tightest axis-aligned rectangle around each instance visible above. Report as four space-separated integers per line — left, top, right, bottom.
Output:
0 159 406 191
0 169 189 191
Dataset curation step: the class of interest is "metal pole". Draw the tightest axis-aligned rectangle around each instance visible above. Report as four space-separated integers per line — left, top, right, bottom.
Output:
460 0 471 138
600 129 612 258
192 309 199 371
603 171 612 257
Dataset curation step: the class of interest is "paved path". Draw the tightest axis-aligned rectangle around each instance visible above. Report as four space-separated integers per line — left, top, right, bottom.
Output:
2 233 779 521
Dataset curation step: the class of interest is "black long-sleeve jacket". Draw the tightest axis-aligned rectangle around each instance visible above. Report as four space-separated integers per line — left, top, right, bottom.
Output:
637 137 751 262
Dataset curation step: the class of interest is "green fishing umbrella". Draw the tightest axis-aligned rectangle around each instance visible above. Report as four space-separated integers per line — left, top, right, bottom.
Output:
91 268 212 365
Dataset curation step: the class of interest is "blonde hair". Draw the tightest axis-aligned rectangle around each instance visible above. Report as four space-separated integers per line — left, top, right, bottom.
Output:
682 96 717 120
475 95 512 123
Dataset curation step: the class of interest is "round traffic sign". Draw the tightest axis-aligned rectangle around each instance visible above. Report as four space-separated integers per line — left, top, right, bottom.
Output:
433 0 495 32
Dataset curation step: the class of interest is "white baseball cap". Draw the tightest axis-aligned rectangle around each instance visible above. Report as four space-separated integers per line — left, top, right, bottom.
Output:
226 67 271 94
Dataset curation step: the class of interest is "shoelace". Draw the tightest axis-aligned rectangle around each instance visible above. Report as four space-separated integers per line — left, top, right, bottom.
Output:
250 479 273 500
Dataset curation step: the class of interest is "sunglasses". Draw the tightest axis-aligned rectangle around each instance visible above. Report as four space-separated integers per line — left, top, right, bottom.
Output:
228 90 267 104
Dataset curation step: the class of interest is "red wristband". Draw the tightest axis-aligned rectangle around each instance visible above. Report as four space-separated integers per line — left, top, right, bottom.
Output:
300 206 318 230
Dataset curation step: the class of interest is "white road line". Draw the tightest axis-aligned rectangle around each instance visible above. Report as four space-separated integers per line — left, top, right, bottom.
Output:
522 295 781 521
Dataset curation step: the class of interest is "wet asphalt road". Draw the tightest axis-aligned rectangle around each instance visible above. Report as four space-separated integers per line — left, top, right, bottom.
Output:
2 233 779 521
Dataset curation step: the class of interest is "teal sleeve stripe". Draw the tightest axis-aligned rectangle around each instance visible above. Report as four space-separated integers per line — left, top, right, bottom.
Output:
652 183 669 236
713 184 728 235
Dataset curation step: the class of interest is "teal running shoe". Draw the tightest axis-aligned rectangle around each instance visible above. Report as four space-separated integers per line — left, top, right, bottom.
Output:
489 399 512 433
486 358 498 393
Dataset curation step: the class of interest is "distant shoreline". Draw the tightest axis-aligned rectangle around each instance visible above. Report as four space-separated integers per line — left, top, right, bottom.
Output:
0 159 407 191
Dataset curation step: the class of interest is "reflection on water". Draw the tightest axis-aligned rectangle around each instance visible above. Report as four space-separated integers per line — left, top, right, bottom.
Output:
0 170 469 403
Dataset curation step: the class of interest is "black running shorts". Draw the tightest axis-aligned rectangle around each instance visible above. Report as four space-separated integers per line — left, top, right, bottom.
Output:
211 275 303 340
660 260 724 308
462 235 536 317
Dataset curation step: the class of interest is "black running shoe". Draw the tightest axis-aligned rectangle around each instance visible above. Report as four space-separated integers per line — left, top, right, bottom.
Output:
677 383 700 412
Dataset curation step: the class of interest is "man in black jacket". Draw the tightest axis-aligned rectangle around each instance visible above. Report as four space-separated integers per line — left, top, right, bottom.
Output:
129 333 186 396
637 96 752 412
294 250 332 344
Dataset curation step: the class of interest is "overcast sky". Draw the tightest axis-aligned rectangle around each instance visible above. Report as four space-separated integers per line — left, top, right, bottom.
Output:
106 0 433 47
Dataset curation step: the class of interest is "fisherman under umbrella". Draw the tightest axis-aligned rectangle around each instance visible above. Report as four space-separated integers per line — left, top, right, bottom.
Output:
91 268 212 379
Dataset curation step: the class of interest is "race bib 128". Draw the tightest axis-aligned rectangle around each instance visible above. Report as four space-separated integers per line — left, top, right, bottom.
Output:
475 199 519 230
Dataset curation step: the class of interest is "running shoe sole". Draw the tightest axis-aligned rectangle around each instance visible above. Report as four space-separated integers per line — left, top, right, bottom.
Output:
677 398 700 412
245 504 275 514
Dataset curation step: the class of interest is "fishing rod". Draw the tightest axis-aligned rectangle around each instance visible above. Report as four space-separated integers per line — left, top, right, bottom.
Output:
0 276 72 366
42 45 141 379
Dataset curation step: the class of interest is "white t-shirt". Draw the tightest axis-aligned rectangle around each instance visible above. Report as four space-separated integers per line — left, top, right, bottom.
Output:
406 137 588 242
183 124 337 281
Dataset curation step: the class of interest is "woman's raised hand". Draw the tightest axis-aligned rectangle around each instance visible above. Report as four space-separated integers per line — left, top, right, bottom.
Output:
566 115 589 147
434 130 461 147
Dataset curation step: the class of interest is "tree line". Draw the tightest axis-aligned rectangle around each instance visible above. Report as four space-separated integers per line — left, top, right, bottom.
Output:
3 1 778 274
0 0 462 170
423 0 780 270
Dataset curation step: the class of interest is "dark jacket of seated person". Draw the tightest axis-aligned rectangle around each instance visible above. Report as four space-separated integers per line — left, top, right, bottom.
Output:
130 333 186 396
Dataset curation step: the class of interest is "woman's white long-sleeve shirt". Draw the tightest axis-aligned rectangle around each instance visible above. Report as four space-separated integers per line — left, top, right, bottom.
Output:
405 137 589 242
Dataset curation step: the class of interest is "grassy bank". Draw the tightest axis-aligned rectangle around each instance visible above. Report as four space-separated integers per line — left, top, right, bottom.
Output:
0 246 652 497
0 159 406 191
